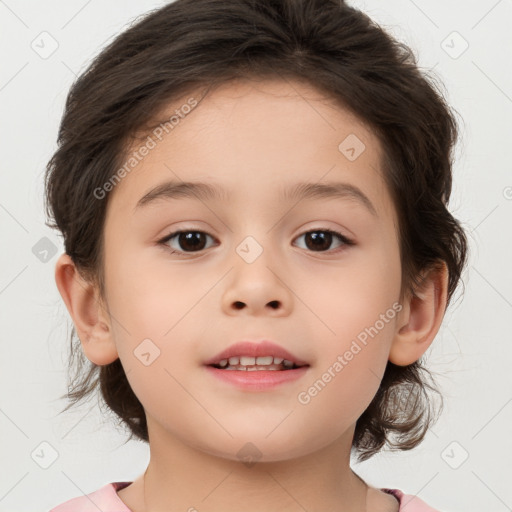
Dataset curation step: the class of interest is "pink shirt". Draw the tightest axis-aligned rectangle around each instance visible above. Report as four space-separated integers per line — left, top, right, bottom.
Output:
49 481 440 511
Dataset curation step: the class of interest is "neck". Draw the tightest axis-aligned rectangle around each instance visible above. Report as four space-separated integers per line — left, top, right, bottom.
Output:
140 421 369 512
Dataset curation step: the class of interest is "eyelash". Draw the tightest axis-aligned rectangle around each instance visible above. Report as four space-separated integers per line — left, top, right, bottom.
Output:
157 228 355 256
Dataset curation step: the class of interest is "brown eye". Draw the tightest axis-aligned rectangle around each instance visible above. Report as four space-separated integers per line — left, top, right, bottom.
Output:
161 231 215 253
294 229 353 252
159 228 353 256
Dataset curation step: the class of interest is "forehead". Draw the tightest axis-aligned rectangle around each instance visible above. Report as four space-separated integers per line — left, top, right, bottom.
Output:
106 78 392 220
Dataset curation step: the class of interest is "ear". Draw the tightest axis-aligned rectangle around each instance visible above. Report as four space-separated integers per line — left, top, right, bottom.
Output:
54 253 119 365
389 262 449 366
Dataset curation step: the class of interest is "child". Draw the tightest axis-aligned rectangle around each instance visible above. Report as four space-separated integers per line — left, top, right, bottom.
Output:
46 0 468 510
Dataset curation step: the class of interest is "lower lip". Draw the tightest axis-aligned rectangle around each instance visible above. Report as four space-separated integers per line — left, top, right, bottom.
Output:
204 365 309 390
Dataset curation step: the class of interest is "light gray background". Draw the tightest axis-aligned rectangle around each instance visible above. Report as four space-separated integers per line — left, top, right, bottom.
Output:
1 1 511 511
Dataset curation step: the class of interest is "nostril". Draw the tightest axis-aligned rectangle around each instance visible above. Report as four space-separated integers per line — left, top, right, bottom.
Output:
232 300 280 309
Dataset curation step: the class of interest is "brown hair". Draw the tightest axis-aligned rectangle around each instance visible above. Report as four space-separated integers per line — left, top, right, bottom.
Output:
45 0 468 461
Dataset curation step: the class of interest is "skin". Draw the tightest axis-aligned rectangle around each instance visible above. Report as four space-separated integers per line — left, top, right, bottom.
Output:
55 78 448 512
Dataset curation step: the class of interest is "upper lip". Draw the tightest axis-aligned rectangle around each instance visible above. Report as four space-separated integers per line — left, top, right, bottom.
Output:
203 340 309 366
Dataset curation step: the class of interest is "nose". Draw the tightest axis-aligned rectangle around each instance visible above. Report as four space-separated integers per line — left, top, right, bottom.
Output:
221 248 293 317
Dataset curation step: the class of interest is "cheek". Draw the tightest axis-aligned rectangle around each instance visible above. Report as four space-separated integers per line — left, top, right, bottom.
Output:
121 350 217 453
298 245 401 421
308 246 402 348
295 321 395 440
305 362 373 411
105 239 213 339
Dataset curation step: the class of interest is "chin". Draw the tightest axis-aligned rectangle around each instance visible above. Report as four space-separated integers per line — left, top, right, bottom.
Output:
195 434 318 465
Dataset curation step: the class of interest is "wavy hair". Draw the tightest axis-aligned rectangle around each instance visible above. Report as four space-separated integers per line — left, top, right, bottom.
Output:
45 0 468 461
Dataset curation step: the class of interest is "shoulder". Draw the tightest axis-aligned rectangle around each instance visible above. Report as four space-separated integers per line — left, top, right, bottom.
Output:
49 482 133 512
381 488 441 512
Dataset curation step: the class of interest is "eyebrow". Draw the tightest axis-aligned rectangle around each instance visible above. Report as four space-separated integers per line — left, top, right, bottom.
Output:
134 180 377 217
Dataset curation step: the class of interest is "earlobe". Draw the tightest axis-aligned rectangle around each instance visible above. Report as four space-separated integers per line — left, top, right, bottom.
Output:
54 253 119 366
389 262 449 366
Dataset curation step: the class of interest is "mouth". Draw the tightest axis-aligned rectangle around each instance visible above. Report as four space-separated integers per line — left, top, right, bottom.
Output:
205 352 309 390
209 355 308 371
203 340 310 373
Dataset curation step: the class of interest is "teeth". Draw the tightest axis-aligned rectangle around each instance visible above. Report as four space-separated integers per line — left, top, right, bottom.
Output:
214 355 299 370
256 356 273 365
224 365 282 371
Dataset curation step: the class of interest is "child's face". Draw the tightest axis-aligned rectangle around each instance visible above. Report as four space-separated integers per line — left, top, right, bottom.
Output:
100 78 403 460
